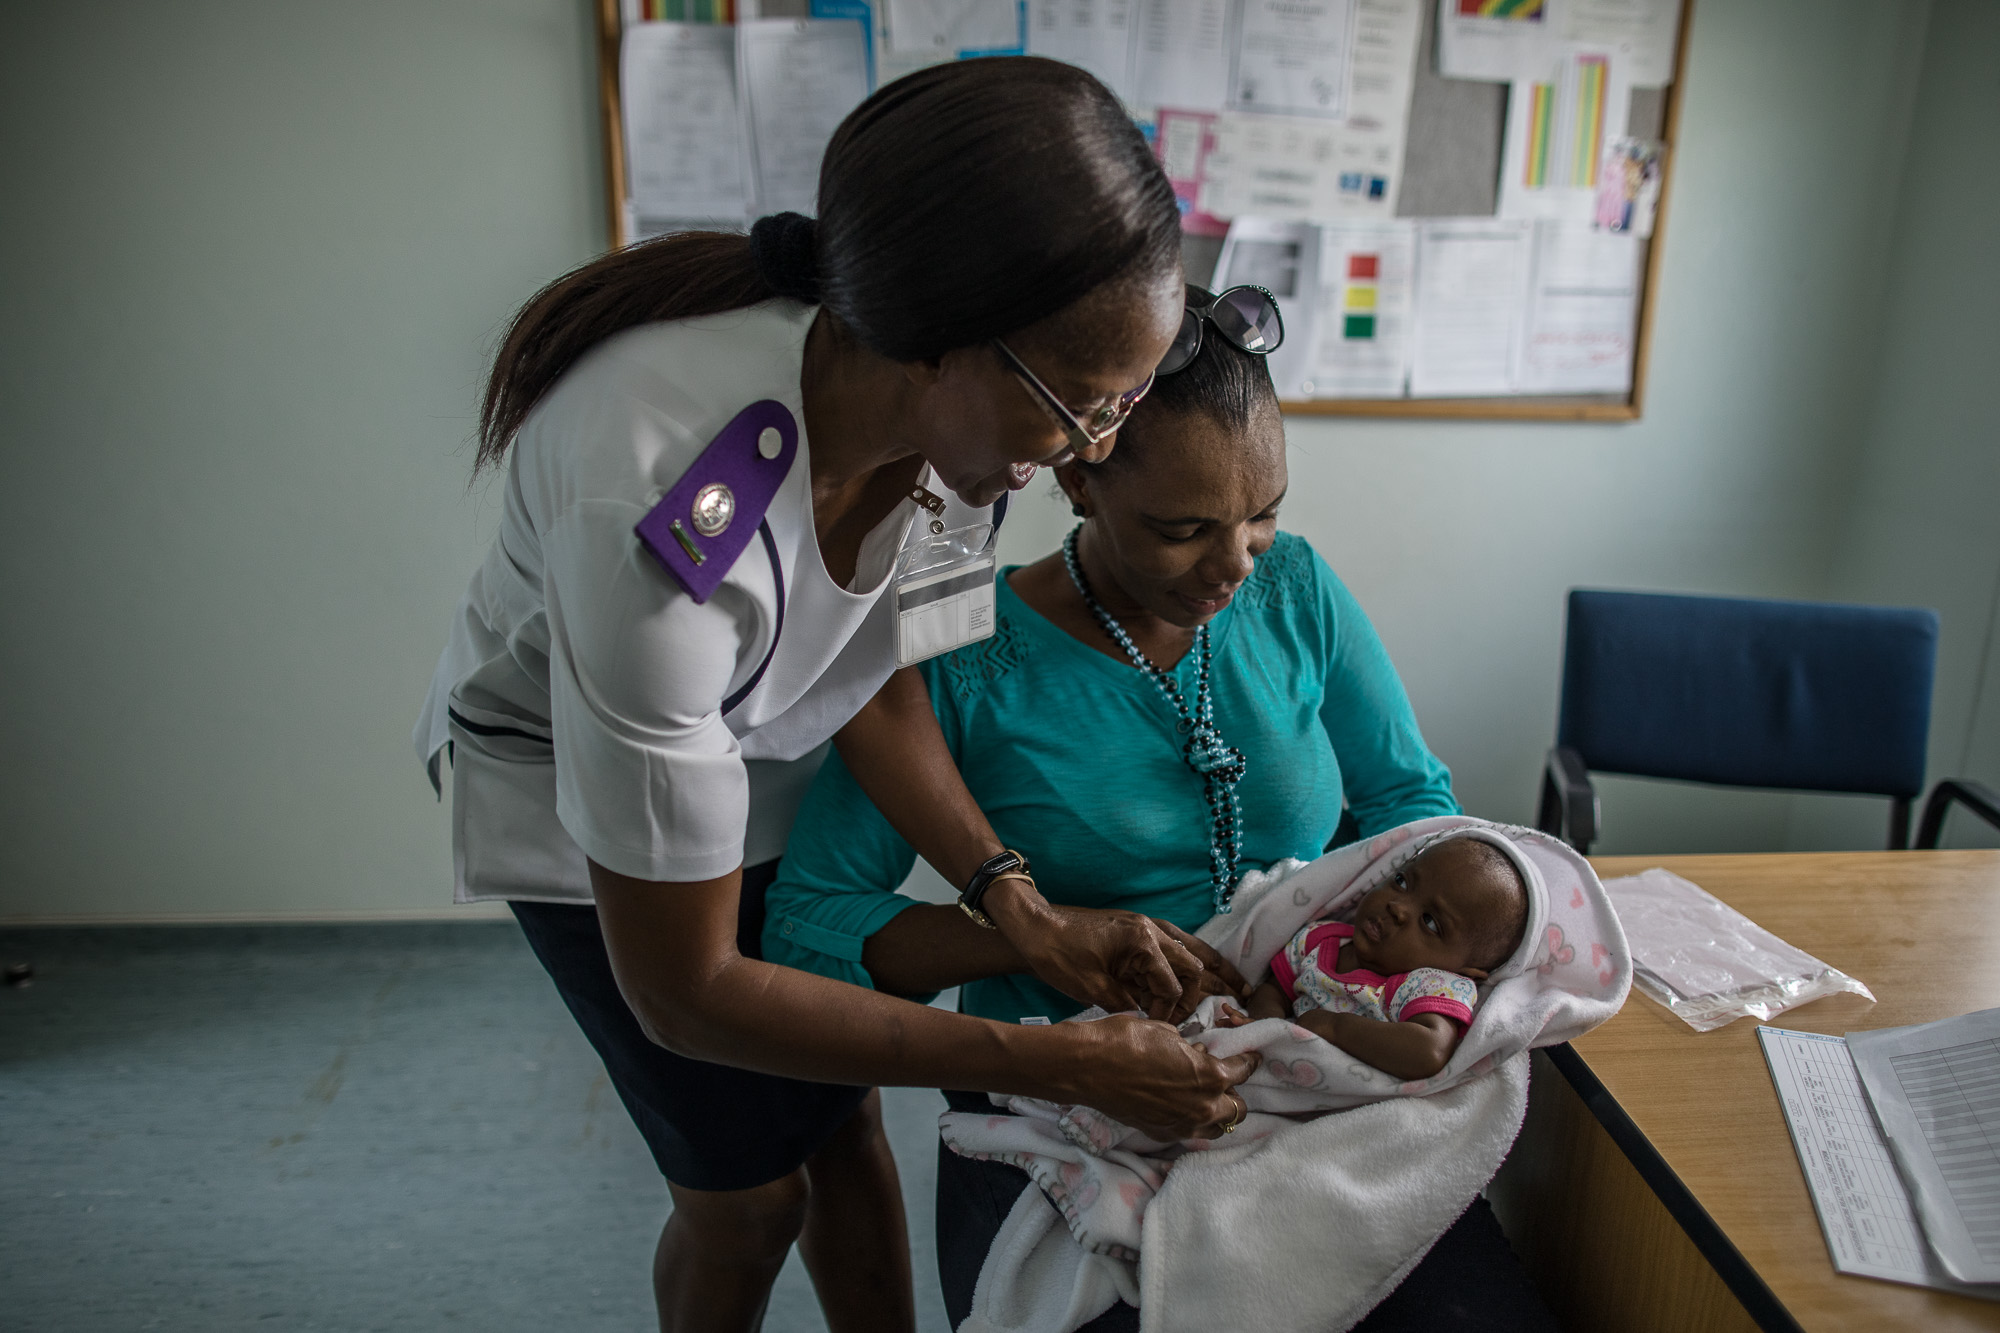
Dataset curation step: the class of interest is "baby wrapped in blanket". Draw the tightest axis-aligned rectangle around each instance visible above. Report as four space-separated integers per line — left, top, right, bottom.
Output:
941 818 1630 1333
1222 830 1530 1080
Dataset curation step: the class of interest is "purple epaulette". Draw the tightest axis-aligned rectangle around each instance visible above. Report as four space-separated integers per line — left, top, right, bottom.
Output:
634 399 799 604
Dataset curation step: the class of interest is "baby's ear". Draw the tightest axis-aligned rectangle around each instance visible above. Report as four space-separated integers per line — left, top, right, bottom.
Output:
1459 965 1490 982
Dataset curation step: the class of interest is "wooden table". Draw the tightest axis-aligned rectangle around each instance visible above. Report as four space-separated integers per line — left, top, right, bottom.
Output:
1488 851 2000 1333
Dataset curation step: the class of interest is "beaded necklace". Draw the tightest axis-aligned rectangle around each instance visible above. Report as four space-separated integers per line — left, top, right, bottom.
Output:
1061 526 1247 914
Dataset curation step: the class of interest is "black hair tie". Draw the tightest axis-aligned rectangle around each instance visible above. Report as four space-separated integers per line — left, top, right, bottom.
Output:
749 213 821 304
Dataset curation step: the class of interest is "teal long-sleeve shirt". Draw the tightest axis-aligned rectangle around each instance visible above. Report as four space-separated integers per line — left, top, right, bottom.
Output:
762 531 1458 1025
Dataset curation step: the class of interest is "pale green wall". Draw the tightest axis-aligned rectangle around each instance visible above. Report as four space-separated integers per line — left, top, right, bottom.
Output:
0 0 1985 920
1 1 601 919
1805 0 2000 852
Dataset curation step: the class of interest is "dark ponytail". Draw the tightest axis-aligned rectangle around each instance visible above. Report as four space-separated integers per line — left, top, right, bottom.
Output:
475 56 1180 472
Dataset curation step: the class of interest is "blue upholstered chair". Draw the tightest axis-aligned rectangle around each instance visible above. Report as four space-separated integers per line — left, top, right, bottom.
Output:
1536 590 1941 853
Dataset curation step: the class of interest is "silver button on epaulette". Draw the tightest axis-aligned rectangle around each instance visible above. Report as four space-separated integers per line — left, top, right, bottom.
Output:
691 482 735 537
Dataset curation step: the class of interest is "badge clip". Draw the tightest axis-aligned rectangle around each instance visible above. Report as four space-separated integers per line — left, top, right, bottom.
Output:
910 485 949 535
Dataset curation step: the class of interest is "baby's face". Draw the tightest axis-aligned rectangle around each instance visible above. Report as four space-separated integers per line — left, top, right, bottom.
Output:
1345 841 1524 981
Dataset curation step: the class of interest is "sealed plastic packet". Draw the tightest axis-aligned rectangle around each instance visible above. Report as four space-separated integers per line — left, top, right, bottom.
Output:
1604 868 1874 1032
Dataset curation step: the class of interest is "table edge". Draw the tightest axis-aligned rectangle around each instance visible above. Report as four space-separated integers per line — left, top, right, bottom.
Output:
1544 1042 1805 1333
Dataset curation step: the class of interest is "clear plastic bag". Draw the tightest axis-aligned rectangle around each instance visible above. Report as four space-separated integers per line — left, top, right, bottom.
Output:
1604 867 1874 1032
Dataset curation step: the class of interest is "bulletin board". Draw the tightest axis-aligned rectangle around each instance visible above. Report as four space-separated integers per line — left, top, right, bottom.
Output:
591 0 1693 423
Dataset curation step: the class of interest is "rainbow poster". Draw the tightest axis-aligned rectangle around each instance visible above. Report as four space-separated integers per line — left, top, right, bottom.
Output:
1568 55 1607 188
638 0 735 20
1457 0 1544 16
1523 82 1554 188
1522 53 1610 191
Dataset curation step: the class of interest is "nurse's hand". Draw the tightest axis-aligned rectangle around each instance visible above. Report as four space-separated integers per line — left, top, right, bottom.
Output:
1057 1014 1259 1142
1150 919 1252 1017
986 885 1225 1022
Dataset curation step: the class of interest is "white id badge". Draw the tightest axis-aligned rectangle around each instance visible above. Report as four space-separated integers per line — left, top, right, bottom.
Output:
893 522 997 667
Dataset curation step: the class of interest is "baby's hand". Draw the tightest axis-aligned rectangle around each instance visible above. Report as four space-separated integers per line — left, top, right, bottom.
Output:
1210 1002 1252 1029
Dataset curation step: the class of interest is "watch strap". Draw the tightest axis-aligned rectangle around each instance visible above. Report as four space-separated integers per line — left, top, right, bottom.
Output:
960 848 1030 925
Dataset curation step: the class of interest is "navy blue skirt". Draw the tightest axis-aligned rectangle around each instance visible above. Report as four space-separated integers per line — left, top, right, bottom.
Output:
510 859 871 1192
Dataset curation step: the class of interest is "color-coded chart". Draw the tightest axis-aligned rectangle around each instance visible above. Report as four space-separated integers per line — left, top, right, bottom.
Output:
1344 252 1379 339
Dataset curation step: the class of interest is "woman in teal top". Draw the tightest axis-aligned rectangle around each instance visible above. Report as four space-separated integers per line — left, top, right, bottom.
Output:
765 529 1456 1027
757 296 1555 1333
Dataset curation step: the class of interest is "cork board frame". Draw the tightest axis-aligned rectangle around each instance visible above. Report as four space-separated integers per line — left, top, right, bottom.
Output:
590 0 1694 423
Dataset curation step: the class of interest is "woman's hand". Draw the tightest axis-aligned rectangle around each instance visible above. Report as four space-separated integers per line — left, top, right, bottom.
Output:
1056 1014 1259 1141
986 884 1214 1021
1150 918 1253 1017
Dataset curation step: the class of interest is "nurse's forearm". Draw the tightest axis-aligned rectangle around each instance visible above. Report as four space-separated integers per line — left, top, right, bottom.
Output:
597 860 1036 1091
677 950 1057 1093
861 902 1028 994
588 860 1254 1139
834 667 1004 890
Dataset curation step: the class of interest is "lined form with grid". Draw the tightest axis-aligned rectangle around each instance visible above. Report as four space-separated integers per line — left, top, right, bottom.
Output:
1892 1042 2000 1251
1759 1026 1953 1289
1851 1009 2000 1287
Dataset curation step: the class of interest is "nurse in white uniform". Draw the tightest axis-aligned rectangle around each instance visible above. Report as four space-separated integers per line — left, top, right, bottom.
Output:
414 59 1257 1333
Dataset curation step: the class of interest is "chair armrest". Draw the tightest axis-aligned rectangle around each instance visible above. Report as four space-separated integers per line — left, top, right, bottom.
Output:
1538 746 1600 854
1915 778 2000 849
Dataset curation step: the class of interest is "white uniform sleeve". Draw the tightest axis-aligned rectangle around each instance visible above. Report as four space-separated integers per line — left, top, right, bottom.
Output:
543 496 762 883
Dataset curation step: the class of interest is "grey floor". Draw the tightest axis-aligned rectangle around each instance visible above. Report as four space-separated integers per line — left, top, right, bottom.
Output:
0 923 954 1332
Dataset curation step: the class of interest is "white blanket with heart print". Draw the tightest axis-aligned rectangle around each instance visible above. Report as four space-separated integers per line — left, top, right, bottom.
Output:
940 816 1631 1333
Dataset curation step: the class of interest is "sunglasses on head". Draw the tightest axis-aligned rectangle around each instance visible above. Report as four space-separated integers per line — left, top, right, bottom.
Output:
1158 283 1285 377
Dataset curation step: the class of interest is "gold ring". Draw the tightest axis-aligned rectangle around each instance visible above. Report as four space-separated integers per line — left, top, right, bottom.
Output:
1222 1096 1246 1134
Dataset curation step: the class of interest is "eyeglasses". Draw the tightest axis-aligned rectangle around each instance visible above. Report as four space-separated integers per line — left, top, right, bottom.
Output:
993 339 1154 458
1157 284 1285 377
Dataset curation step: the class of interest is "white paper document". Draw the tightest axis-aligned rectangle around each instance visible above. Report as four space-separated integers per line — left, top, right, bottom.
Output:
1228 0 1354 119
1851 1008 2000 1286
1759 1025 2000 1300
1202 115 1353 221
1305 221 1415 397
621 23 750 222
1128 0 1233 114
1199 0 1420 222
1435 0 1554 82
884 0 1023 56
810 0 882 87
1026 0 1134 101
1213 217 1323 398
1515 221 1639 394
1498 44 1631 224
1344 0 1425 132
1437 0 1677 87
1409 220 1531 396
1561 0 1679 87
1214 216 1415 399
737 18 871 216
